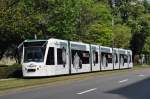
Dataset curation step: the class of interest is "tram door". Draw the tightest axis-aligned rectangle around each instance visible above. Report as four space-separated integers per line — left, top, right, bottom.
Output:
55 42 69 75
119 49 128 69
70 43 91 74
113 49 119 70
128 51 133 68
91 45 100 71
100 47 113 71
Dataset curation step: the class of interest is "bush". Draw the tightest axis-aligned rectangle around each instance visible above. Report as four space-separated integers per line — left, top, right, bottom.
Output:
0 64 22 79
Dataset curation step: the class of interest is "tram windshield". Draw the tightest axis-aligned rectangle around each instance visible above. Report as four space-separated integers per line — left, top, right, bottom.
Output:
23 41 46 63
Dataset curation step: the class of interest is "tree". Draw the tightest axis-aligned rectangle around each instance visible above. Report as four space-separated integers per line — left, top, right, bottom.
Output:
113 24 131 48
85 23 112 46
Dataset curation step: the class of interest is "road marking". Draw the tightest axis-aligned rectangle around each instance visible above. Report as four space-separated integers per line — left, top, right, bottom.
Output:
119 79 128 83
77 88 97 95
138 74 145 77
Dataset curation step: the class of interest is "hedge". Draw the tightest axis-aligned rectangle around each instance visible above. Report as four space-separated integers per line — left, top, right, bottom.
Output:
0 64 22 79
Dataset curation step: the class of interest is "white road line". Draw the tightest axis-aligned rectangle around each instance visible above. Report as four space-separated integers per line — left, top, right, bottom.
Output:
77 88 97 95
119 79 128 83
138 74 145 77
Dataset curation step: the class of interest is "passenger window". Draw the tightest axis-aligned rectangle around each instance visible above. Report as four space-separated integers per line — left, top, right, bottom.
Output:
93 51 98 64
129 55 132 63
72 50 81 69
107 54 112 63
120 54 124 66
101 53 112 67
82 51 90 64
124 55 128 63
57 48 66 65
46 47 54 65
101 53 108 67
114 54 118 63
72 50 90 68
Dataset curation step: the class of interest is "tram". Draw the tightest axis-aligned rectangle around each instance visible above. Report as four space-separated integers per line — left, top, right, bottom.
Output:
21 38 133 77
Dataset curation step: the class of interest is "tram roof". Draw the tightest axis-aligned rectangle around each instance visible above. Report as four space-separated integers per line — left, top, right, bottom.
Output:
24 39 47 42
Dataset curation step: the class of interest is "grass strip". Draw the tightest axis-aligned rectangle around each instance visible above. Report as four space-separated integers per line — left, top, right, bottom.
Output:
0 65 149 92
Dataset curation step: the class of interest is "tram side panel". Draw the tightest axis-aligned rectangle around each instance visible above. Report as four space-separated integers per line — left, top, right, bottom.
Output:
70 42 91 74
91 45 100 72
45 44 56 76
128 50 133 68
119 49 128 69
45 39 70 76
100 46 113 71
53 40 70 75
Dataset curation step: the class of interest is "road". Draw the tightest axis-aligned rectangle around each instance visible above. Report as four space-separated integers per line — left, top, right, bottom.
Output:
1 69 150 99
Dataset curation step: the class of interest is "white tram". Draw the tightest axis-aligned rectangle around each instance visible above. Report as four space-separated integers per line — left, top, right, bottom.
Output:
21 38 133 77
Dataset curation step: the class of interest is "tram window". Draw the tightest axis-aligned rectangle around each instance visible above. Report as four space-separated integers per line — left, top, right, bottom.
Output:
82 51 90 64
93 51 98 64
46 47 54 65
101 53 112 64
72 50 90 65
124 55 128 63
72 50 78 64
101 53 107 67
57 48 66 65
107 54 112 63
120 54 124 66
129 55 132 63
96 52 98 63
57 49 63 64
114 54 118 63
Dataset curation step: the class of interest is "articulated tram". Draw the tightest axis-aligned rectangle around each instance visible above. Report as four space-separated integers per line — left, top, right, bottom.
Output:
21 38 133 77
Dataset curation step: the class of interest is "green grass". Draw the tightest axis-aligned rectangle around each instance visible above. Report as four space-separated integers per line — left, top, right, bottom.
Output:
0 65 149 92
133 64 150 69
0 64 21 67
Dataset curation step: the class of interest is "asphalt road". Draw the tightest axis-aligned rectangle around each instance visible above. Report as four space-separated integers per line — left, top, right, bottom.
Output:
1 69 150 99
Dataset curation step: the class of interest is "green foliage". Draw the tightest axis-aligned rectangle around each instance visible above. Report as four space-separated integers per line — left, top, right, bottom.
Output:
80 2 113 46
113 24 131 48
0 64 22 78
85 23 112 46
143 36 150 54
0 0 150 59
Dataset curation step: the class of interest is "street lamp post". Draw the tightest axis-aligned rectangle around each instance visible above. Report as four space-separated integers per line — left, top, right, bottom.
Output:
111 0 115 48
111 0 115 69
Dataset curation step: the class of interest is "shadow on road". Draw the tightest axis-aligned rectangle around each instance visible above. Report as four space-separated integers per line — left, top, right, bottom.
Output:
106 78 150 99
